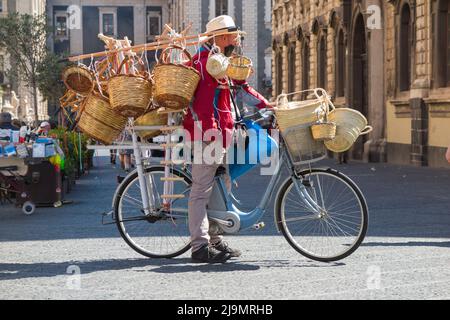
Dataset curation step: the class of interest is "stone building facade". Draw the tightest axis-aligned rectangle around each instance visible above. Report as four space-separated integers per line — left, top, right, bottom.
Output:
272 0 450 168
47 0 170 57
46 0 171 120
0 0 48 123
170 0 273 93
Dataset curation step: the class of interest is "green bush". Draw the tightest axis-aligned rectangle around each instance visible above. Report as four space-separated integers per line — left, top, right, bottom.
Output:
49 127 91 177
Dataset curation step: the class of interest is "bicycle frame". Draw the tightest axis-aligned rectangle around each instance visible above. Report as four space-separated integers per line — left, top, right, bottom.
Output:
124 111 325 233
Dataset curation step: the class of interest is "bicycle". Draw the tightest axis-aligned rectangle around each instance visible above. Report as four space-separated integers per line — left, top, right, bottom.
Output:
107 96 368 262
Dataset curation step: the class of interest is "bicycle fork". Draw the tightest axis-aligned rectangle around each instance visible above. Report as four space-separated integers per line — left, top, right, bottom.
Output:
292 176 323 215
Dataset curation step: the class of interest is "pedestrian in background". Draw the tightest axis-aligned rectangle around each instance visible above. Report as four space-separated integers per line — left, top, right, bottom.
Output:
446 144 450 164
118 130 133 173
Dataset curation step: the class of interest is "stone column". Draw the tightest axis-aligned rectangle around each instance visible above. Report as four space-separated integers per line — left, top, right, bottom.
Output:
242 0 258 88
409 0 430 166
410 98 428 166
134 4 146 45
367 0 387 162
183 0 202 36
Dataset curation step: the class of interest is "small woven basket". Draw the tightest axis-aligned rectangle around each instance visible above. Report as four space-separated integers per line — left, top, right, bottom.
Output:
62 65 95 96
77 93 127 144
310 98 336 141
311 122 337 141
108 74 153 118
153 46 200 110
134 109 168 140
227 56 253 81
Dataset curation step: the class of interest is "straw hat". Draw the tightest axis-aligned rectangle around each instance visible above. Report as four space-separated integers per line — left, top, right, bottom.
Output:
200 15 246 42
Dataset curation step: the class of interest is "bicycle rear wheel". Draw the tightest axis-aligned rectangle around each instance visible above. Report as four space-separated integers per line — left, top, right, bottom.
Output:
275 168 368 262
113 166 192 258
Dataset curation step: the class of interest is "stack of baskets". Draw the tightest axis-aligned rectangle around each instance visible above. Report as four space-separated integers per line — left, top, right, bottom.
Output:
275 89 373 164
275 94 329 165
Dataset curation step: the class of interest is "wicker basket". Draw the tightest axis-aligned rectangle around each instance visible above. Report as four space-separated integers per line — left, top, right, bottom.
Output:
276 100 325 133
311 122 337 141
77 93 127 144
153 46 200 110
134 109 168 140
283 123 327 165
324 108 373 153
108 74 153 118
227 56 253 81
62 65 95 96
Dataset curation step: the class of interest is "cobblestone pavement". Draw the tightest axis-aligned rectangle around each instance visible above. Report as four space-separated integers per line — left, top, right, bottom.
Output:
1 156 449 300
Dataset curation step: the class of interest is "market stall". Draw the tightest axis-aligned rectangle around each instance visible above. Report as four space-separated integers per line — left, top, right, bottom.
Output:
0 127 65 215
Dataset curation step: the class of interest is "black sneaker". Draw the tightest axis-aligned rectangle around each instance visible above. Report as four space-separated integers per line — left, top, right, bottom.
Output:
212 241 242 258
191 244 231 264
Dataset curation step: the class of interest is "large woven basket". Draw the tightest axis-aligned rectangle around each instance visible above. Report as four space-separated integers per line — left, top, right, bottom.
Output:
275 99 325 133
324 108 373 153
227 56 252 81
134 109 168 140
153 46 200 110
77 93 127 144
108 74 153 118
62 65 95 96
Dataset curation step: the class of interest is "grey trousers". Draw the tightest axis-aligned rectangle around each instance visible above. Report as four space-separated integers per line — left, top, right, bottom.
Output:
188 143 231 252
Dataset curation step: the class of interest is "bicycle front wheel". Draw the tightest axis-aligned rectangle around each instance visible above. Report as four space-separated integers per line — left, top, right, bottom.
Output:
275 168 368 262
113 166 192 259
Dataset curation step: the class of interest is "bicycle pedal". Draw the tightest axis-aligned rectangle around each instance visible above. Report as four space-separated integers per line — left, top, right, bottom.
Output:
252 222 265 230
101 210 115 226
102 210 113 217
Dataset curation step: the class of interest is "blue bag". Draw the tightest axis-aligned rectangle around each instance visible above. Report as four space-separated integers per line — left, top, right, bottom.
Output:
228 120 278 180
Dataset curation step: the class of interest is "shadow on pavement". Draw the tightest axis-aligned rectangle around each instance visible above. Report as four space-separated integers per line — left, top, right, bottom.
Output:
0 257 347 280
361 241 450 248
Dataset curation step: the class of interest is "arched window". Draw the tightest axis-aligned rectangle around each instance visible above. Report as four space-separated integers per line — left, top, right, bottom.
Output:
336 29 346 97
434 0 450 87
288 43 296 96
302 40 310 98
276 50 283 96
317 34 327 89
399 3 412 91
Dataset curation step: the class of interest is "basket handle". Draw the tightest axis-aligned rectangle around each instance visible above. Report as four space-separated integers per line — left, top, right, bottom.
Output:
276 88 333 105
360 125 373 136
116 56 130 75
159 45 193 65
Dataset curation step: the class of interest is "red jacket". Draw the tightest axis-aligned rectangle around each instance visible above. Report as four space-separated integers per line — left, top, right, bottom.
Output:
183 44 269 148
